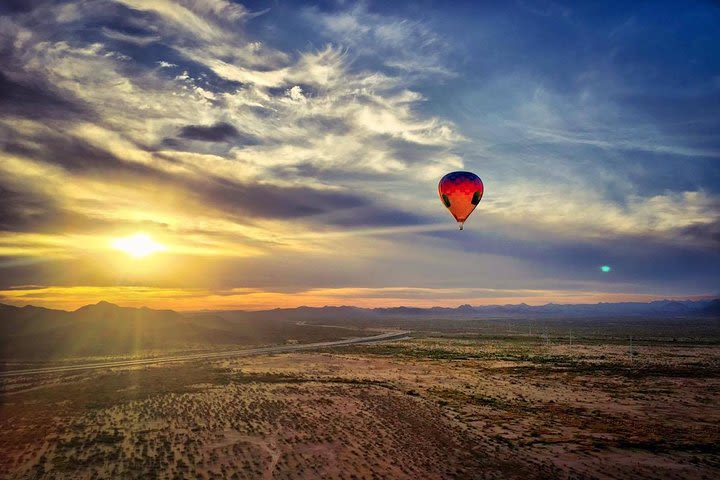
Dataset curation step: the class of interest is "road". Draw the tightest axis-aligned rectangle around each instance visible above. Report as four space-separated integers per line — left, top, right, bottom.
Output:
0 331 411 378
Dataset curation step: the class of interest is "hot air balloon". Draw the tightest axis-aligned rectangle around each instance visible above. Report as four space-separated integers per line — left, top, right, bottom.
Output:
438 171 484 230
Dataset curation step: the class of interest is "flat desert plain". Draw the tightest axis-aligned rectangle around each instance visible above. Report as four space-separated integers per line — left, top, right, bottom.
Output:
1 334 719 479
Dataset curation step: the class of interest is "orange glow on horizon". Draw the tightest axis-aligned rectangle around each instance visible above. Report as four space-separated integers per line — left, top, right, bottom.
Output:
0 285 712 312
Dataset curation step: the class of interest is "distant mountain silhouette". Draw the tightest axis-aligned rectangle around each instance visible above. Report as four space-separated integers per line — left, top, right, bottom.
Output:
0 301 357 361
210 298 718 321
72 300 183 322
1 298 717 360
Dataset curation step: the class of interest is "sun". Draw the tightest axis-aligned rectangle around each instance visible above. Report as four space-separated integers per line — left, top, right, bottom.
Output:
111 233 166 258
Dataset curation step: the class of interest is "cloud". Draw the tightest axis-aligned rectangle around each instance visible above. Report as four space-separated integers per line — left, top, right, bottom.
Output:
0 71 89 120
0 183 55 232
0 0 53 14
101 27 160 46
6 133 117 173
178 122 241 142
184 175 369 220
305 4 454 77
114 0 254 41
324 205 431 228
679 220 720 246
286 85 307 103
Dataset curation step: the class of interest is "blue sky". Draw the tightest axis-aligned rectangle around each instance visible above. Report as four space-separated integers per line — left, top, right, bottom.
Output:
0 0 718 309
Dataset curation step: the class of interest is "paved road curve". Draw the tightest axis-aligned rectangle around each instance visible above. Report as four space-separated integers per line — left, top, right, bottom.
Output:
0 331 411 378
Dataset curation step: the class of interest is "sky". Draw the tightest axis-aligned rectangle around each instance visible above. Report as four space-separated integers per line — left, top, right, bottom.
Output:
0 0 718 311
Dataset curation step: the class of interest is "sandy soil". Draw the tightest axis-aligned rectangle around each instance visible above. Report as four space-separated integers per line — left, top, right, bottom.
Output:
1 335 718 479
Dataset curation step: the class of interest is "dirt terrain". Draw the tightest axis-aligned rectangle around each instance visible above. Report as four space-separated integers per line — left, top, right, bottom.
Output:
1 334 719 479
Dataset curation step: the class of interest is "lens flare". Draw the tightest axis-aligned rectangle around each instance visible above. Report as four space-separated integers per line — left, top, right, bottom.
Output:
112 233 166 258
601 265 611 273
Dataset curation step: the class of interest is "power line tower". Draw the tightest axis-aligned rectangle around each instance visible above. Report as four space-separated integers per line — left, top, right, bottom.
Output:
542 329 551 347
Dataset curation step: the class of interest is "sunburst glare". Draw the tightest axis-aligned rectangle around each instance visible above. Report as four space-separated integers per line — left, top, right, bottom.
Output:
111 233 166 258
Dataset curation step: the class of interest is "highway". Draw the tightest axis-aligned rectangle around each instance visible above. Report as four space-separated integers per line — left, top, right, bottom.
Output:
0 331 411 378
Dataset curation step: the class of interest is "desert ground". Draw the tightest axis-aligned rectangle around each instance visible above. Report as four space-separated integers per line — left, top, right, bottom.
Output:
1 331 719 479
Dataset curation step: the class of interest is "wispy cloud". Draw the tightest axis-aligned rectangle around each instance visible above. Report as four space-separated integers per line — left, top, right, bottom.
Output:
305 3 454 78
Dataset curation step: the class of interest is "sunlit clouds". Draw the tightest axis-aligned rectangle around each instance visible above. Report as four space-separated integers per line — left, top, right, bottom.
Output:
0 1 718 309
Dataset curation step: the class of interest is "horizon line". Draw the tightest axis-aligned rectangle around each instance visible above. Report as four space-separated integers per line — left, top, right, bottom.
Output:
2 295 717 314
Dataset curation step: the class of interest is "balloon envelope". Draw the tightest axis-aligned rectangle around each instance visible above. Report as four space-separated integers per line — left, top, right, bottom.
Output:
438 171 484 229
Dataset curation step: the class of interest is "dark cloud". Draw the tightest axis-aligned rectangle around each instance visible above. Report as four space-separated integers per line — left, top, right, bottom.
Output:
679 220 720 245
0 0 56 14
0 158 373 233
191 175 368 219
179 122 239 142
0 128 151 176
0 181 119 234
0 184 52 232
326 205 430 228
167 124 260 153
0 71 89 120
2 125 371 223
177 122 259 144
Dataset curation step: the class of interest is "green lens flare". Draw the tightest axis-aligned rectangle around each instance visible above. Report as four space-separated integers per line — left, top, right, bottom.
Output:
601 265 611 273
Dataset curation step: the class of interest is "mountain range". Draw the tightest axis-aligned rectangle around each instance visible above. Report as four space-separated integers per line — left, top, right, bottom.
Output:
197 298 720 320
0 301 354 360
1 298 717 361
